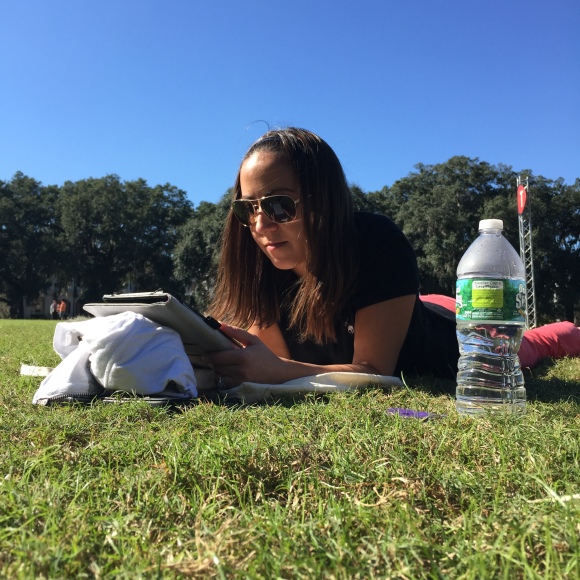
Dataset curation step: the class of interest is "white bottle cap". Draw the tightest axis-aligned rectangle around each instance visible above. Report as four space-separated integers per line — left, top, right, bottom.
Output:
479 219 503 231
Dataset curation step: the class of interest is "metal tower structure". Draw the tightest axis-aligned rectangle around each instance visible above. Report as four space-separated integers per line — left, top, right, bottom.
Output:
517 176 537 329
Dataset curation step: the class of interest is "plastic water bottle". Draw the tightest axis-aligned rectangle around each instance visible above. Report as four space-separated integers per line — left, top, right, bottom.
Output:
455 219 527 415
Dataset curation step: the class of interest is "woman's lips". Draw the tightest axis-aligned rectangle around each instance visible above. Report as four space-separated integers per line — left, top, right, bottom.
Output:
265 241 286 252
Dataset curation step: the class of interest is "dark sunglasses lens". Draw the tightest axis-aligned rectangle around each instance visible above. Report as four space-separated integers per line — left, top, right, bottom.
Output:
231 200 254 225
262 196 297 223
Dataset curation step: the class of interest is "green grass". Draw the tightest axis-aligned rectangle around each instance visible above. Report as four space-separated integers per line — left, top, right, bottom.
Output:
1 320 579 579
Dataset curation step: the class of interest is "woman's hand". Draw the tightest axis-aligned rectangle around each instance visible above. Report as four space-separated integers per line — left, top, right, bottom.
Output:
201 324 292 388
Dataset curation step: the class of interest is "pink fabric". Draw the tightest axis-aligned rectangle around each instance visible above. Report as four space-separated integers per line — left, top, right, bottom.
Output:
420 294 456 311
517 322 580 368
420 294 580 369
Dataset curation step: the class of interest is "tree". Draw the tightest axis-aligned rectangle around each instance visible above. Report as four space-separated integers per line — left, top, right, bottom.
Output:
523 175 580 323
58 175 193 303
0 173 60 317
173 193 231 311
356 158 579 322
351 184 399 218
121 179 194 297
389 157 517 295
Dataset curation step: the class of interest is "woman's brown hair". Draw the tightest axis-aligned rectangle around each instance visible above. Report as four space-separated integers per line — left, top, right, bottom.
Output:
209 127 358 343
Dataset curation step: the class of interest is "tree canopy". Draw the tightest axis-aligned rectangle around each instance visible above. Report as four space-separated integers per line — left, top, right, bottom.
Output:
173 194 231 310
0 173 61 316
1 160 578 323
352 158 579 323
1 174 193 315
57 175 193 303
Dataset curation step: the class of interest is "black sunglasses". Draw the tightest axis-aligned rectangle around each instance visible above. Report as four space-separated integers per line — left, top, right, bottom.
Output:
231 195 301 227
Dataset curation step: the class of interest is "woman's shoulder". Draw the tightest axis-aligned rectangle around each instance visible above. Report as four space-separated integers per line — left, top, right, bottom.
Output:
350 212 419 309
353 211 408 243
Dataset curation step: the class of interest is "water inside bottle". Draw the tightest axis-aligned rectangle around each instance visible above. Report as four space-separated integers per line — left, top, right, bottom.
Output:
456 322 526 415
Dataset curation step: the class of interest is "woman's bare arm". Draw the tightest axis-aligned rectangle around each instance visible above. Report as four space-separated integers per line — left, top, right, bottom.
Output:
246 322 291 359
203 295 416 387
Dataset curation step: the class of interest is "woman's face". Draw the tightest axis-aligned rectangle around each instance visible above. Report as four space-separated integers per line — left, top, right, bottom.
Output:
239 150 308 277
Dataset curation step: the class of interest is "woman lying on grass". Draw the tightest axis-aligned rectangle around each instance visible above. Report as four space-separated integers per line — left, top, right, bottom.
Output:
205 127 580 388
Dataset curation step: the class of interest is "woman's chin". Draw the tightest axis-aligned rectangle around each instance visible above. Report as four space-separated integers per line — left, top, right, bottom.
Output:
268 258 307 277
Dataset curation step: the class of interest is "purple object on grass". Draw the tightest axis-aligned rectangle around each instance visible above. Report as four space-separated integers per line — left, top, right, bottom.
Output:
387 408 440 420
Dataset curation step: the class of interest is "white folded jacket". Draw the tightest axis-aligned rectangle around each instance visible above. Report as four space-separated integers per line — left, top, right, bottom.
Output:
32 312 197 404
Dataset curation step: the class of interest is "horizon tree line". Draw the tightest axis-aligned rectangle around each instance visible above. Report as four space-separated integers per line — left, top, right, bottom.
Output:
1 157 579 323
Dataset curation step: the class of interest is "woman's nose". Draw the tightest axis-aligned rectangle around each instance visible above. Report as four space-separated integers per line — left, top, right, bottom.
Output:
253 210 277 232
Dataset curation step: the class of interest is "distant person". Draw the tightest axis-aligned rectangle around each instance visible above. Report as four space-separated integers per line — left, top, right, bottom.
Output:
50 299 59 320
57 299 68 320
202 127 580 388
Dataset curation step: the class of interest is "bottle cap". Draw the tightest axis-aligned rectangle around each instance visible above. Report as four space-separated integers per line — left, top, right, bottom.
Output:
479 219 503 231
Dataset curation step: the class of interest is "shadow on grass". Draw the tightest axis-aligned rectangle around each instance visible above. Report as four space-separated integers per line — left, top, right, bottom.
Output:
406 359 580 404
200 389 336 409
522 360 580 404
38 359 579 411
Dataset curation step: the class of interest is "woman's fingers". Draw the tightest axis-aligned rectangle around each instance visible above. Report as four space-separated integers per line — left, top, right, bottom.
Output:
218 323 261 347
202 334 288 387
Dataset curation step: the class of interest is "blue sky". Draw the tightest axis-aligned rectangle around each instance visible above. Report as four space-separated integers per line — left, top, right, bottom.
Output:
1 0 578 206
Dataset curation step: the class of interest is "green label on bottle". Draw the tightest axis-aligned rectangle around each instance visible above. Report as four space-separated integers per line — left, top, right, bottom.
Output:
456 278 526 322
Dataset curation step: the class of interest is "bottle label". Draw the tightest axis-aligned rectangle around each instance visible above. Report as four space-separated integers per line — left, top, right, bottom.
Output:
456 278 526 322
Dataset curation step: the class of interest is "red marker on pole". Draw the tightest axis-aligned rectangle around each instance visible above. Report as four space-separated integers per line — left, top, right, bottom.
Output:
517 184 527 214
